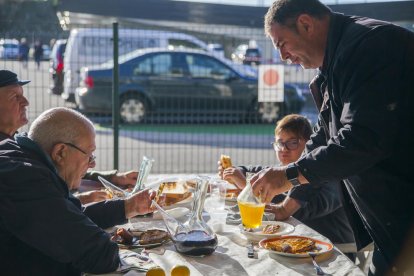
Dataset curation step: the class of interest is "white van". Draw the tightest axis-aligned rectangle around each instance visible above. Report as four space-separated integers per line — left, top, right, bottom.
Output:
62 28 209 102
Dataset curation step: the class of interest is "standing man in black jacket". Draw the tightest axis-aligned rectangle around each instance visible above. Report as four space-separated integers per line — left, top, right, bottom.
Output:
0 107 155 275
251 0 414 275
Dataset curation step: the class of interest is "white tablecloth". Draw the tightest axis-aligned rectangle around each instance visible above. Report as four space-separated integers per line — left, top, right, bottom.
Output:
91 174 365 276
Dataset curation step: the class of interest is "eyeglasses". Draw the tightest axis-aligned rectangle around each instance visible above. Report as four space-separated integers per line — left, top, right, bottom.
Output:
271 138 300 151
63 142 96 164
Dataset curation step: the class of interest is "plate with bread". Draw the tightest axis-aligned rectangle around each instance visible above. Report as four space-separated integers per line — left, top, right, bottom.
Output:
240 221 295 242
153 179 195 209
111 227 170 249
259 235 333 258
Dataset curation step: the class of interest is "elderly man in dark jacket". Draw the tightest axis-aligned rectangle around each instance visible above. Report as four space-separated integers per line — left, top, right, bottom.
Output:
251 0 414 275
0 107 155 275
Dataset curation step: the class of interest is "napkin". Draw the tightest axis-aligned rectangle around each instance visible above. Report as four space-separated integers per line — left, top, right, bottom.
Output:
117 250 157 273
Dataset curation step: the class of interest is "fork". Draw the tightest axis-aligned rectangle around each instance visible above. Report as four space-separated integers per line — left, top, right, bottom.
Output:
308 252 325 275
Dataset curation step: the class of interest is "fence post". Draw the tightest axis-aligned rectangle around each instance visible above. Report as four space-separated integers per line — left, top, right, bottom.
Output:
112 22 119 170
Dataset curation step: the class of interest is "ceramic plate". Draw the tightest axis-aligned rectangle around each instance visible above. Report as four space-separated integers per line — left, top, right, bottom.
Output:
117 238 170 249
259 235 333 258
239 221 295 242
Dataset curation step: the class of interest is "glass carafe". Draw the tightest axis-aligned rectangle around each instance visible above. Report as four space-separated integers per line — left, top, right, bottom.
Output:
237 173 265 229
153 176 218 257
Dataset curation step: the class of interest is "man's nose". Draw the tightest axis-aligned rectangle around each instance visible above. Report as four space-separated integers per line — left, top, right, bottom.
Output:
21 96 29 106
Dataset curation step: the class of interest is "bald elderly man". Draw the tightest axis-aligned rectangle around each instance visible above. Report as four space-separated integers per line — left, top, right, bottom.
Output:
0 107 155 274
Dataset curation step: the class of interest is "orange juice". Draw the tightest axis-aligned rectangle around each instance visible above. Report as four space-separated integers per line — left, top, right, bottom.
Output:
238 201 265 228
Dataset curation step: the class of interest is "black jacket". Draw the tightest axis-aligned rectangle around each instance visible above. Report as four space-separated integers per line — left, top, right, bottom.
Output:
0 135 127 275
297 13 414 267
239 165 354 244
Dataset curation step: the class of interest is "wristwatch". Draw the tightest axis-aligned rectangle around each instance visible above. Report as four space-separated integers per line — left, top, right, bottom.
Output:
285 163 301 187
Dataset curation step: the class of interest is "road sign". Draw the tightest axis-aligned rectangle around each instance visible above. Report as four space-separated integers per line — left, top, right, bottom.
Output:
258 64 284 102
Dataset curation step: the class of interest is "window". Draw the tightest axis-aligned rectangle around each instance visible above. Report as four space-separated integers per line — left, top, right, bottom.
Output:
133 54 172 76
186 54 231 79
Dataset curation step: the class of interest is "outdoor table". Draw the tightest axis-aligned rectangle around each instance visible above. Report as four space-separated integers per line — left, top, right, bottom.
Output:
91 174 365 276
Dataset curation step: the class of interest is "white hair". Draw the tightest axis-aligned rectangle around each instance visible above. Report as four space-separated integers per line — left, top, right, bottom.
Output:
28 107 94 153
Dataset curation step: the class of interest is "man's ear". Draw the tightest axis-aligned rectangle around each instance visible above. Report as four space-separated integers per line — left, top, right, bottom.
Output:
297 14 314 35
51 143 66 164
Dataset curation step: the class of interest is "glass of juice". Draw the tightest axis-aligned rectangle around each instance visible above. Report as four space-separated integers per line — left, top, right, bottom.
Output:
238 201 265 229
237 173 265 229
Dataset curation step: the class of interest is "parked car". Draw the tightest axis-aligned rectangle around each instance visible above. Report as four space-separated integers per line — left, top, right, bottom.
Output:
76 48 305 124
63 28 210 103
49 39 67 95
207 43 225 59
231 44 262 66
0 39 19 59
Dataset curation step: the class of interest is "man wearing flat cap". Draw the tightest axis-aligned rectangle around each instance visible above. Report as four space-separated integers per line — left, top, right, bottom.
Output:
0 69 30 141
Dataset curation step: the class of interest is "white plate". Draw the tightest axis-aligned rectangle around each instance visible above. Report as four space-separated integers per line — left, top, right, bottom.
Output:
240 221 295 242
259 235 334 258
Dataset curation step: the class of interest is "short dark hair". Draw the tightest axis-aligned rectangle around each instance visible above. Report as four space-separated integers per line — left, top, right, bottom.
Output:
275 114 312 141
264 0 331 35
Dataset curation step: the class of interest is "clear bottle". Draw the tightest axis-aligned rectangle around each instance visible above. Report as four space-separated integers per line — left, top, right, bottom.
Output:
154 176 218 257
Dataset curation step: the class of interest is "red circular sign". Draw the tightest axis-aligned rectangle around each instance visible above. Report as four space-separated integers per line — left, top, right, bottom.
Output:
263 69 279 86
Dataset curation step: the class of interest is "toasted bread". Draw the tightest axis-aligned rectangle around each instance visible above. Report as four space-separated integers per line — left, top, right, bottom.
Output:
220 154 233 169
264 237 315 254
157 181 192 206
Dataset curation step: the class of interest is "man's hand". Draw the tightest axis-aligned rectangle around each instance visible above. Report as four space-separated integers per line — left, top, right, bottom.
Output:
110 170 138 187
124 189 156 219
250 167 292 203
77 190 110 205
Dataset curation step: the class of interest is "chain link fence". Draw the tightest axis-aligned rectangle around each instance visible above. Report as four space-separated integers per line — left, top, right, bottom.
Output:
1 16 319 174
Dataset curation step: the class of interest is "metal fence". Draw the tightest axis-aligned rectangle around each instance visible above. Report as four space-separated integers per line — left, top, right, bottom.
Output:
1 20 319 174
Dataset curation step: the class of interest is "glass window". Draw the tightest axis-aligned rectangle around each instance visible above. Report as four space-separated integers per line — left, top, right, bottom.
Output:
133 53 172 76
186 54 231 79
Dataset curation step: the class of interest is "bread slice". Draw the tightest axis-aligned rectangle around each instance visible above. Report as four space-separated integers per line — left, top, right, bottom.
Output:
220 154 233 169
158 181 192 206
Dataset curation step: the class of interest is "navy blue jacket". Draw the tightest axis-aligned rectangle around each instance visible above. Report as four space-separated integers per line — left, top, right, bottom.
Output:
297 13 414 267
0 135 127 275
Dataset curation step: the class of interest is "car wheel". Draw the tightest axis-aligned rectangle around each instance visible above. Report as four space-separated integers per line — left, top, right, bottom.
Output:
120 94 147 124
257 102 282 123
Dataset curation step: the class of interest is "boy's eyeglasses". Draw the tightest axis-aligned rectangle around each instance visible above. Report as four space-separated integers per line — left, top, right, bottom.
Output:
271 138 300 151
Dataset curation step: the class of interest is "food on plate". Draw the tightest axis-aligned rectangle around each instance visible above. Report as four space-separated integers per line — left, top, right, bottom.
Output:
263 237 316 254
262 224 281 234
138 229 170 245
157 181 192 206
111 228 170 246
111 228 134 245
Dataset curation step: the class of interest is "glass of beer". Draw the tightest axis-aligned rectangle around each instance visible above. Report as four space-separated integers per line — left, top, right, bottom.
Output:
237 173 265 229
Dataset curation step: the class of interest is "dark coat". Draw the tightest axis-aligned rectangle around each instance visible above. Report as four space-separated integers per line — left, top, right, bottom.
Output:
238 165 354 244
0 135 127 275
297 13 414 267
